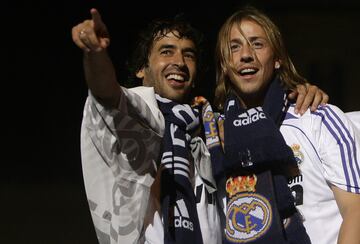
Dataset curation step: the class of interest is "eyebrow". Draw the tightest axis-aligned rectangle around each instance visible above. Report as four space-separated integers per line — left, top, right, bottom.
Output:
183 47 197 54
158 44 197 54
158 44 176 50
248 36 266 42
231 36 265 43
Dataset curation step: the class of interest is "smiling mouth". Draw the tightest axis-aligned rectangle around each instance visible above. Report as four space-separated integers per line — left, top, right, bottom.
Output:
239 68 258 76
166 73 186 82
165 73 191 88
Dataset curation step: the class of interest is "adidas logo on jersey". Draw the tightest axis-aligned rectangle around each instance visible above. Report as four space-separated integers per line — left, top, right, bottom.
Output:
233 107 266 126
174 199 194 231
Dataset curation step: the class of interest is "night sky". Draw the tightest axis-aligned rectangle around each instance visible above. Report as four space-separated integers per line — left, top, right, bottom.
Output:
4 0 360 243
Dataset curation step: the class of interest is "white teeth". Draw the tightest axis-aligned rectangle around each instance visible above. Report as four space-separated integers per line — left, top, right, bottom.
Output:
167 74 184 81
240 68 256 75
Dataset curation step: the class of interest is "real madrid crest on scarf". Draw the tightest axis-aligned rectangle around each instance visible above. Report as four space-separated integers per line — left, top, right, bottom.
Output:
200 78 312 244
224 172 285 243
225 174 274 242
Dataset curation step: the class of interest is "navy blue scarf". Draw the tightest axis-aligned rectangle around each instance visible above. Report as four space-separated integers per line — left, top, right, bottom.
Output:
156 95 203 244
202 78 311 243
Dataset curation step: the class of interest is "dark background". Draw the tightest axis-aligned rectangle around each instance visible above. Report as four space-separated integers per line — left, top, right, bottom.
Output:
3 0 360 243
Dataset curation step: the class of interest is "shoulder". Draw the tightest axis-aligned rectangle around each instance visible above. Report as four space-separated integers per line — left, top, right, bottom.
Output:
128 86 156 99
310 104 350 126
305 104 358 144
127 86 165 133
84 86 164 135
125 86 159 110
283 104 353 137
285 103 346 122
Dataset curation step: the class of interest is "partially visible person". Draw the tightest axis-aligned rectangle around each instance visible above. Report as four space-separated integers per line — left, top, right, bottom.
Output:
346 111 360 131
208 6 360 244
71 8 330 244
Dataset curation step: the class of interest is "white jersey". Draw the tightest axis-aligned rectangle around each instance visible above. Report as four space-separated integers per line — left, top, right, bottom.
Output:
80 86 221 244
282 104 360 244
346 111 360 133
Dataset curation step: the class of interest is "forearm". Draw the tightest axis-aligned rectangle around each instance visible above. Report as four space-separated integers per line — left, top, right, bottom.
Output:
337 211 360 244
83 50 122 108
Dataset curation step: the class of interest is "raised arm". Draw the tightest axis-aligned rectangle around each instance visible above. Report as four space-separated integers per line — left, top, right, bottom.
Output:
71 8 122 108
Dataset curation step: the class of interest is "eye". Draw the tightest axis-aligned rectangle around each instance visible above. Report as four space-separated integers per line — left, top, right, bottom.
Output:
230 43 240 52
160 49 173 55
184 52 196 60
252 41 264 49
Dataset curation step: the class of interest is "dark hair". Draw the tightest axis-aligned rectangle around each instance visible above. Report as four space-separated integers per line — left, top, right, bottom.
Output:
126 14 205 87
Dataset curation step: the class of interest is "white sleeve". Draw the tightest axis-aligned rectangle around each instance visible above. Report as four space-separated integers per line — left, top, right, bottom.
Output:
82 87 164 166
313 105 360 193
86 86 164 136
121 86 165 135
80 86 165 243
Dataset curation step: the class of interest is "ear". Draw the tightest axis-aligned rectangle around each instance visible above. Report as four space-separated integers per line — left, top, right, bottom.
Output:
274 60 281 69
136 68 145 79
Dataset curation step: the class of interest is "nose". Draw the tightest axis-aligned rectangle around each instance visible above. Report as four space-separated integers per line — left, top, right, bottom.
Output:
240 43 254 63
173 52 186 67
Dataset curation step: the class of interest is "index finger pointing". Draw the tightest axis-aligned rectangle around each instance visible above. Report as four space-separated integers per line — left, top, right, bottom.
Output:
90 8 103 27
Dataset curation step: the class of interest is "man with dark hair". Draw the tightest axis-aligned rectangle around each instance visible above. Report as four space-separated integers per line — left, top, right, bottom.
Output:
72 8 221 244
71 8 328 244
